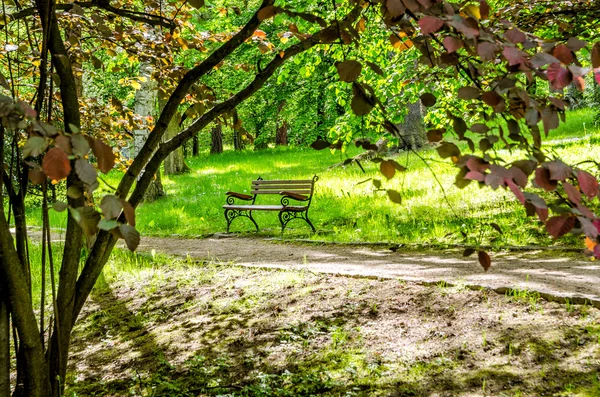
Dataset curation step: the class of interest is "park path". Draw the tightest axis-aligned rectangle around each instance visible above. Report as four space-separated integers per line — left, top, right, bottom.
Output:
133 234 600 308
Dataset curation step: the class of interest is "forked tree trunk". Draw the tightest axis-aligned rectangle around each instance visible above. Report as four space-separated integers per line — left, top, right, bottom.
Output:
133 64 164 200
210 124 223 154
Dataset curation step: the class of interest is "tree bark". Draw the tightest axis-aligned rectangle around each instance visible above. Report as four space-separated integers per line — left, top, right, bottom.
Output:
192 134 200 156
395 100 426 151
232 109 245 150
210 124 223 154
132 64 164 200
276 100 288 146
159 98 190 175
0 278 9 397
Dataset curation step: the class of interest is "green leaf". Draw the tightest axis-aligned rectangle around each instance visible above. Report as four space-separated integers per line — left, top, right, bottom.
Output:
98 219 119 231
22 136 47 158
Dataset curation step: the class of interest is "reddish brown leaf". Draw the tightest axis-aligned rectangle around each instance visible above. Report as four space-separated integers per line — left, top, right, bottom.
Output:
482 91 502 107
119 224 140 251
595 69 600 85
426 129 444 142
351 91 374 116
545 215 576 239
566 37 587 52
506 179 525 204
42 147 71 181
512 160 536 177
101 195 123 220
436 142 461 158
420 93 436 107
573 76 585 91
478 250 491 271
479 0 489 19
553 44 573 64
579 217 599 239
457 86 480 100
89 138 115 174
310 139 330 150
366 61 384 76
419 16 444 35
257 5 277 21
504 29 526 44
336 60 362 82
541 107 559 134
75 159 97 186
563 182 581 205
547 160 572 181
380 160 396 180
592 43 600 68
401 0 420 13
75 206 101 236
577 170 599 199
547 63 572 90
465 171 485 182
28 169 46 185
453 118 467 135
503 46 527 66
534 168 557 191
120 199 136 226
530 52 560 68
477 42 498 61
443 36 463 53
387 189 402 204
386 0 406 17
449 15 479 39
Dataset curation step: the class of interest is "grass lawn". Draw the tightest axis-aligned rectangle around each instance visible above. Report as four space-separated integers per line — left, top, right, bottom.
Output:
64 249 600 396
25 109 600 248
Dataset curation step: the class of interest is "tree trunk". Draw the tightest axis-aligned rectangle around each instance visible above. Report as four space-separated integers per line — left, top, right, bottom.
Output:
276 100 288 146
210 124 223 154
395 100 426 151
159 98 190 175
133 64 164 200
232 109 245 151
0 282 9 397
192 134 200 156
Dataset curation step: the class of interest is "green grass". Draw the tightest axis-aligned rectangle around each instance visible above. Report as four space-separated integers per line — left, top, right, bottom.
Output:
22 108 600 247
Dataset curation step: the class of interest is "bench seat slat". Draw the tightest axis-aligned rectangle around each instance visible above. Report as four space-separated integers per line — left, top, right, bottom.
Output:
251 189 312 195
223 205 308 211
252 179 313 184
252 185 312 190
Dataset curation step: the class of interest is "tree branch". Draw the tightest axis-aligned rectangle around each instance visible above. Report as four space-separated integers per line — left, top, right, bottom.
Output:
113 0 275 201
5 0 175 29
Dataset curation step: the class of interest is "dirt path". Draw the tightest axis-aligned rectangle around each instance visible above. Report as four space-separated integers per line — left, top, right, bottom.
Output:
127 234 600 308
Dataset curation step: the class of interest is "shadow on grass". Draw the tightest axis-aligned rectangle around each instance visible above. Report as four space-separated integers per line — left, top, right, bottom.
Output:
67 274 600 397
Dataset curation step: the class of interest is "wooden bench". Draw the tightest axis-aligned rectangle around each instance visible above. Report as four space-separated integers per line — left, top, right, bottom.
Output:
224 176 318 233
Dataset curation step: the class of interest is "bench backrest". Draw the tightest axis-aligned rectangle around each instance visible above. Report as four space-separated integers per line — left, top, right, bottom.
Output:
251 177 316 196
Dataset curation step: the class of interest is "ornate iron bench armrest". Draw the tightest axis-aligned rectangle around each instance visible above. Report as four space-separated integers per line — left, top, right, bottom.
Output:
225 191 254 204
279 191 309 202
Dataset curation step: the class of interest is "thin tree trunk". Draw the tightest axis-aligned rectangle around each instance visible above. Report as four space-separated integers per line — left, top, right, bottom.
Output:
210 124 223 154
396 100 426 151
275 100 288 146
192 134 200 156
0 271 9 397
132 64 164 200
232 109 244 150
159 98 190 175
